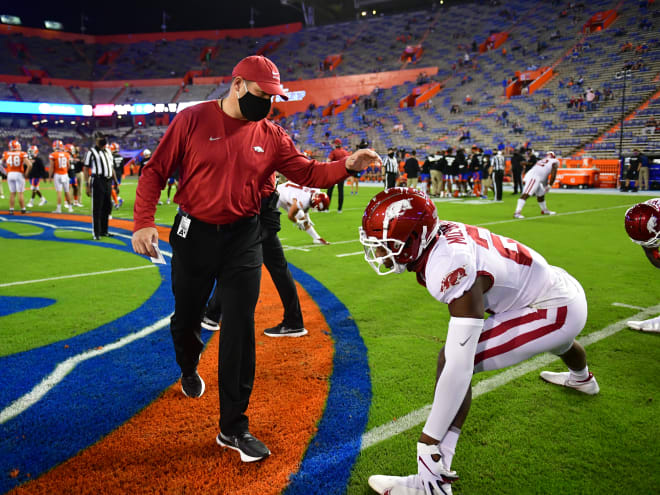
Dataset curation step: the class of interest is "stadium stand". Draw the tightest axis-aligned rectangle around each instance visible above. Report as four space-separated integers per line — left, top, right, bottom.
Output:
0 0 658 187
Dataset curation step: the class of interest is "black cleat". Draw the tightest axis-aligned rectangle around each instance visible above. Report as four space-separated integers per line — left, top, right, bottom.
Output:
181 371 205 398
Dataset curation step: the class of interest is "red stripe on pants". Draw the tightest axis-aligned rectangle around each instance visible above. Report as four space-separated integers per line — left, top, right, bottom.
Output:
474 306 567 366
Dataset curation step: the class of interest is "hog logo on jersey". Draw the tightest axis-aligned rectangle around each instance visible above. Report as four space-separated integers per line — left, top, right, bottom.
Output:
648 216 659 235
384 199 413 224
440 265 468 292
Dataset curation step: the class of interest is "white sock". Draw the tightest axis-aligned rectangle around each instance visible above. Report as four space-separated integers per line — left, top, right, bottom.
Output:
539 200 547 211
515 198 525 213
569 365 589 381
439 426 461 470
305 225 320 241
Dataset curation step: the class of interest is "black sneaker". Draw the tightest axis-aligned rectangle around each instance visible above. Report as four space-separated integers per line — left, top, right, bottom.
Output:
181 371 205 398
216 431 270 462
200 316 220 331
264 323 308 338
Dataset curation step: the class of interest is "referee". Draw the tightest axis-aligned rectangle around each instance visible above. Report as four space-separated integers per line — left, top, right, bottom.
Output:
491 150 505 202
84 131 117 239
383 147 399 189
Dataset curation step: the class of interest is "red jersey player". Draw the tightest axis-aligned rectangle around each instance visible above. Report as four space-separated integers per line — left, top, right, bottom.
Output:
625 198 660 332
360 188 598 495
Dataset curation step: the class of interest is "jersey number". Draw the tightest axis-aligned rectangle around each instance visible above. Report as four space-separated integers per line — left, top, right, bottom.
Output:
58 156 68 170
465 225 532 266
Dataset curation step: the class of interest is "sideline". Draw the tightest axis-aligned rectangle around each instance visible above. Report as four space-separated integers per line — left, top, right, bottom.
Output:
359 303 660 451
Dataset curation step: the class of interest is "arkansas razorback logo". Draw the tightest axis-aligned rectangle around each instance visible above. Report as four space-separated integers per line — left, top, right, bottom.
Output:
440 266 468 292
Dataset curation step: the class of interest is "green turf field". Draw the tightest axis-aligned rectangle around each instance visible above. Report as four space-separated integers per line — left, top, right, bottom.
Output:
1 178 659 494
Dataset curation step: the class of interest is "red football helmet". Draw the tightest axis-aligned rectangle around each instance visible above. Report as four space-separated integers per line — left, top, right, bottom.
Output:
625 198 660 248
52 139 64 151
311 191 330 211
109 142 119 153
359 187 439 275
28 145 39 157
9 140 21 151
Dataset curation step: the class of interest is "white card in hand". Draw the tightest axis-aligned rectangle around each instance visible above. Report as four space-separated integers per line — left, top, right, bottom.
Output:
150 242 166 264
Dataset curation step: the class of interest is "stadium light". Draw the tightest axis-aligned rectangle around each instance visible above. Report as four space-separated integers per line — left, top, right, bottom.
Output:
0 15 22 25
44 20 63 30
361 11 367 16
372 10 376 15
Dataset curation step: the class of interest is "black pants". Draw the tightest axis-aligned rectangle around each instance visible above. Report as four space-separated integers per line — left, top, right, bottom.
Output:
385 172 397 189
512 166 523 194
493 170 504 201
206 193 303 329
327 180 344 211
169 213 262 435
90 176 112 237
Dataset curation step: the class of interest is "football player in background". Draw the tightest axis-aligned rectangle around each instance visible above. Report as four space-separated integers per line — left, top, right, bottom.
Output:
277 181 330 244
625 198 660 332
66 143 84 207
49 140 74 213
166 169 179 205
109 142 124 209
26 145 47 208
514 150 559 219
361 188 599 495
1 140 32 214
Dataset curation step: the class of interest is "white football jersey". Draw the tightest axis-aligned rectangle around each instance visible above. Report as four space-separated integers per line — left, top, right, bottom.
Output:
423 221 579 313
526 156 558 181
276 181 319 212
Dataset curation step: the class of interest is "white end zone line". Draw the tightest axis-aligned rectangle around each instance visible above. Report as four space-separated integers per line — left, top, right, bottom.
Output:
0 314 173 425
359 303 660 451
337 252 364 258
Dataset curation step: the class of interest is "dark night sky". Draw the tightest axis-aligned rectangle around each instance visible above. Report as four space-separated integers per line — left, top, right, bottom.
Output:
4 0 307 34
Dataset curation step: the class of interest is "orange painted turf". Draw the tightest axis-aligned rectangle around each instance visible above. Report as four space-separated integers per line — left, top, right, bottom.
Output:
7 213 334 495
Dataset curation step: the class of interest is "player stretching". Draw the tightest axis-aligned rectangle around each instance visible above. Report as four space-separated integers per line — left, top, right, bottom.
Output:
514 150 559 219
49 140 74 213
360 188 599 495
625 198 660 332
277 181 330 244
1 140 32 214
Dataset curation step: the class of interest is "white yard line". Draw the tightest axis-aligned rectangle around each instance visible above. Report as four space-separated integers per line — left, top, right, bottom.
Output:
477 205 627 227
359 303 660 451
612 302 646 310
337 251 364 258
0 314 173 425
0 265 157 288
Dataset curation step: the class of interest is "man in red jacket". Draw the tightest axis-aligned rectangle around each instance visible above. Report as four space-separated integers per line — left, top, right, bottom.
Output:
326 138 351 213
132 55 379 463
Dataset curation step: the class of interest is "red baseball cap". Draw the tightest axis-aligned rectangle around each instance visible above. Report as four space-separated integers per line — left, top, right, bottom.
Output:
232 55 288 100
333 138 342 145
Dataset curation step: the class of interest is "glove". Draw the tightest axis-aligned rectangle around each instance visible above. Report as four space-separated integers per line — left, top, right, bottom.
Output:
296 219 307 231
417 443 458 495
295 210 306 221
544 185 552 194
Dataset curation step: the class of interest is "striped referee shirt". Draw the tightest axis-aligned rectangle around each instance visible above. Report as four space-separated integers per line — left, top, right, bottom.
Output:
491 153 505 171
383 155 399 174
84 147 114 178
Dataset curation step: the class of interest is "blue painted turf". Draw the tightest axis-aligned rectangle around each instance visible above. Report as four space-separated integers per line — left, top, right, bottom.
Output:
284 265 372 495
0 296 55 317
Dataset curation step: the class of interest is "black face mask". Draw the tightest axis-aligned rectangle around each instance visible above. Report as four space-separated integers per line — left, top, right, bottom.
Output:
238 82 271 121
